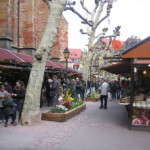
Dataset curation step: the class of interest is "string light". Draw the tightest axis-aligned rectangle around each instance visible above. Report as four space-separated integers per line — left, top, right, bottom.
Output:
143 70 147 75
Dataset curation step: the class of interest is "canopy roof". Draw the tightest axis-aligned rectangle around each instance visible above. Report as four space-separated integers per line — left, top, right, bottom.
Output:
0 48 81 75
122 36 150 58
101 36 150 75
101 62 131 75
0 48 64 69
101 59 150 75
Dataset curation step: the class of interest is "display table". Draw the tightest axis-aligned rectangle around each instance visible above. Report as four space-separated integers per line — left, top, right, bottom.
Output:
133 101 150 109
132 102 150 127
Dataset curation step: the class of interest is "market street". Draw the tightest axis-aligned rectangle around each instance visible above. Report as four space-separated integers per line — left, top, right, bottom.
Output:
0 101 150 150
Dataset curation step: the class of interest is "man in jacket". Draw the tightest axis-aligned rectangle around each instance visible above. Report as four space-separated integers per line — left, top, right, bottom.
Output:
99 79 110 109
50 75 61 106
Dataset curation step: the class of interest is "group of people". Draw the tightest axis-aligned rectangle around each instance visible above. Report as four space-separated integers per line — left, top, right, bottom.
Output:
45 75 129 110
0 75 86 127
0 81 25 127
45 75 86 107
0 75 129 127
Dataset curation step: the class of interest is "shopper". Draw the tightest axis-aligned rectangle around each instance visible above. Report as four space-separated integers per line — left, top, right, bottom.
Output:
99 79 110 109
50 75 61 106
69 79 76 98
0 85 8 123
12 81 25 121
75 78 84 100
46 77 53 106
2 93 17 127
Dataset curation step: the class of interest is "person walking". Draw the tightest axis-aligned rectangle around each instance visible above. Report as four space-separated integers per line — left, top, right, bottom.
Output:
12 81 25 121
99 79 110 109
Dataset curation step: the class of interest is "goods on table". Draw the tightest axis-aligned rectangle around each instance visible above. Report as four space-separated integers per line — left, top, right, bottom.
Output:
132 108 150 126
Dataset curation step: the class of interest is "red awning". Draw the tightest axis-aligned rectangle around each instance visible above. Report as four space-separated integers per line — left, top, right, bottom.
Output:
15 52 33 63
46 61 64 69
0 48 65 69
0 48 25 63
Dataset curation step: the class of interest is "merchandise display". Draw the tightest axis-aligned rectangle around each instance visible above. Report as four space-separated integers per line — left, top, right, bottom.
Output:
132 108 150 126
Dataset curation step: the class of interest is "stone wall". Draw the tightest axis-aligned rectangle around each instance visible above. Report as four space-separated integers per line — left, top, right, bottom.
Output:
0 0 68 59
0 0 13 49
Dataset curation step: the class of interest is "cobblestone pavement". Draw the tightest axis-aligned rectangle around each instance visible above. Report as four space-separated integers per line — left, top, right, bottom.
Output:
0 101 150 150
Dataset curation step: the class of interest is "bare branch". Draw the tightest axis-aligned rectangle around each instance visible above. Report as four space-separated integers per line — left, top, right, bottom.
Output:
94 2 112 30
113 25 121 36
94 14 109 30
95 27 108 39
80 29 90 36
80 0 91 14
94 0 101 11
64 7 93 27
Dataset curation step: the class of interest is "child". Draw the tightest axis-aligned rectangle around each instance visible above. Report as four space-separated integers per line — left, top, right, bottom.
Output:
2 93 17 127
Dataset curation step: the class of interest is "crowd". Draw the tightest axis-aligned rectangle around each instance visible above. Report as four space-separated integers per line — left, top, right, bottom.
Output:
0 81 25 127
0 75 129 127
44 76 130 110
0 76 86 127
44 75 86 107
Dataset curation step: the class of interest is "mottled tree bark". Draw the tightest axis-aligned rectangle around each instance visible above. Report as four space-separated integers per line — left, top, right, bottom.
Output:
21 0 67 125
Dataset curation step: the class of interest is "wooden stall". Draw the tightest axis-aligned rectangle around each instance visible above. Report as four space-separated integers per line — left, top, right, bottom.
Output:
101 36 150 129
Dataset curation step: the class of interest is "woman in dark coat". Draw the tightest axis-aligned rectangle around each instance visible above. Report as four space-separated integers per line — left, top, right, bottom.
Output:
12 81 25 121
3 93 17 127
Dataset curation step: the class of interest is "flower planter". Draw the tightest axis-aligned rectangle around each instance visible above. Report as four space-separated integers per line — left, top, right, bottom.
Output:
86 98 99 102
41 103 86 122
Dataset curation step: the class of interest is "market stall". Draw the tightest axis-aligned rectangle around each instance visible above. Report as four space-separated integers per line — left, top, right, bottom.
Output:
0 48 81 84
101 36 150 129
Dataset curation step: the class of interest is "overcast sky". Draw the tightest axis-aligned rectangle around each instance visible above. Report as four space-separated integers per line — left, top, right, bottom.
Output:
63 0 150 50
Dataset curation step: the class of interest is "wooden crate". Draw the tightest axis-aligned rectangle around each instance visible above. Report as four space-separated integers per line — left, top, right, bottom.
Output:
41 104 86 122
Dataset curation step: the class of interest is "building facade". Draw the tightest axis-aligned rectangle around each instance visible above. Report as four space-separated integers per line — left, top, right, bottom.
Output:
0 0 68 60
68 48 82 71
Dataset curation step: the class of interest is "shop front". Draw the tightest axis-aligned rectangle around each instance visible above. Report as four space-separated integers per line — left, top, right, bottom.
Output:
101 36 150 129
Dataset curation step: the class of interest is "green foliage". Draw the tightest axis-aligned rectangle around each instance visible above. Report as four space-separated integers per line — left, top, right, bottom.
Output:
71 100 83 109
49 106 67 113
87 92 100 99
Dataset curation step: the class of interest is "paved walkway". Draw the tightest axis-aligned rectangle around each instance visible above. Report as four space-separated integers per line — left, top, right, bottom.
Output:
0 101 150 150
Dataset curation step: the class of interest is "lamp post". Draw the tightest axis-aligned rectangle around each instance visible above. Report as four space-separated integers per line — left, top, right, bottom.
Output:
63 48 70 80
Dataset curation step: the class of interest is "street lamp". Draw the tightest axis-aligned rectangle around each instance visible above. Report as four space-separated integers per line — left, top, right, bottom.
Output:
63 48 70 92
63 48 70 84
63 48 70 70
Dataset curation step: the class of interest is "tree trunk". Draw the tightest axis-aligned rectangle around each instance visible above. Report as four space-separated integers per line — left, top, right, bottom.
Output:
21 0 66 125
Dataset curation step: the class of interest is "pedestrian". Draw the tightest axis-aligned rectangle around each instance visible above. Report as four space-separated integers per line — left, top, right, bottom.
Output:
80 79 86 100
99 79 110 109
116 80 121 100
50 75 61 106
0 85 8 123
2 93 17 127
69 79 76 98
110 81 117 101
12 81 25 121
75 78 84 100
4 82 13 93
45 76 53 106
